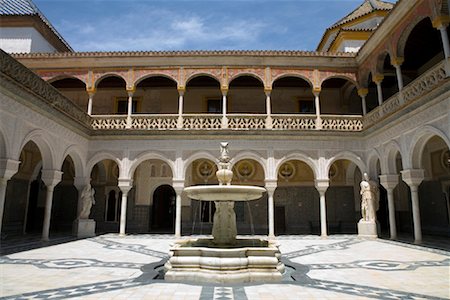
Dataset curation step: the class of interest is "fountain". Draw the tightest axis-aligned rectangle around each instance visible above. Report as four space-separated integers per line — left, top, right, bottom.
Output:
164 142 285 283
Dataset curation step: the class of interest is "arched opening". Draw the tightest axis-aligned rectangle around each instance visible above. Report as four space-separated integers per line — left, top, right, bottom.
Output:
151 185 176 233
327 159 362 234
90 159 120 233
184 76 222 113
418 136 450 237
50 77 88 111
232 159 267 234
320 78 360 115
401 18 445 85
228 76 265 113
275 160 317 235
271 77 314 114
93 76 127 115
132 159 173 233
3 141 43 238
51 156 78 234
380 54 399 101
135 76 178 114
366 73 379 112
186 158 218 234
392 152 412 236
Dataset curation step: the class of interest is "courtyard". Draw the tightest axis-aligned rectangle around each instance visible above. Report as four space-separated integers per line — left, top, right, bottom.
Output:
0 234 449 299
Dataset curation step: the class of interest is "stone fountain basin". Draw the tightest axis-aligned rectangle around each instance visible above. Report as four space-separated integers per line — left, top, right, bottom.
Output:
164 238 285 283
184 185 266 201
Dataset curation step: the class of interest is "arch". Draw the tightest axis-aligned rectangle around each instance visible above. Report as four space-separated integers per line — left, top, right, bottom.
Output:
183 151 217 179
320 75 358 88
228 73 265 86
271 74 313 89
375 51 391 75
60 145 86 178
231 151 267 179
0 125 9 158
47 75 87 87
86 151 122 177
326 151 366 176
384 140 403 174
94 73 127 88
18 129 55 170
397 15 430 58
275 152 318 179
366 149 382 179
409 125 450 169
128 151 175 179
134 74 178 87
185 73 221 87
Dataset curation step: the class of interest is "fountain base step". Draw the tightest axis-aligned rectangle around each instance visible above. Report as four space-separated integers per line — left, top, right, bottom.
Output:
164 238 285 283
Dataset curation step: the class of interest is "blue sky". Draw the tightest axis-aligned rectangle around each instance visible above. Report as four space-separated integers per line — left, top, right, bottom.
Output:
34 0 397 52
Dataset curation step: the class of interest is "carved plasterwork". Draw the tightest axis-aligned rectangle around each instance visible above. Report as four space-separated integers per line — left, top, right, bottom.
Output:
227 68 265 85
319 71 357 87
93 69 130 88
37 70 88 85
270 69 314 87
184 68 222 86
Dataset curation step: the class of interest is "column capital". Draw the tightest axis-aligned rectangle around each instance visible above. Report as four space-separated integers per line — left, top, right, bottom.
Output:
172 179 185 194
391 57 404 67
41 169 63 188
313 87 321 95
432 15 450 29
86 87 96 94
73 176 91 191
264 87 272 95
0 159 20 180
373 74 384 84
401 169 424 187
314 179 329 194
357 88 368 97
126 86 136 93
177 86 186 95
379 174 399 190
265 179 277 193
118 178 133 193
221 86 229 96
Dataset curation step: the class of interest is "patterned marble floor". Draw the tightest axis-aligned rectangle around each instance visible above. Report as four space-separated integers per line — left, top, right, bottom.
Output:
0 234 449 299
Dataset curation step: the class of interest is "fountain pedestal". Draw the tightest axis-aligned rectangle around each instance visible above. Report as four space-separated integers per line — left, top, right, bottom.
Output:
164 142 285 283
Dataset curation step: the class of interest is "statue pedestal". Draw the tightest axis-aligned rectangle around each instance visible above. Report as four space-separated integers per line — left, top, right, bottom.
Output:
73 219 96 238
358 220 378 238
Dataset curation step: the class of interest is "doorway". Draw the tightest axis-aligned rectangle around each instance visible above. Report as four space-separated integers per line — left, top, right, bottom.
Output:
151 185 176 233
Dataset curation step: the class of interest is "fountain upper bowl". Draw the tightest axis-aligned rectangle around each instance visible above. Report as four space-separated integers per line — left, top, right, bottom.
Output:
184 185 266 201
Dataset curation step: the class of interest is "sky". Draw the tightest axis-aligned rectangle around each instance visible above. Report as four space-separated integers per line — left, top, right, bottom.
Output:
33 0 397 52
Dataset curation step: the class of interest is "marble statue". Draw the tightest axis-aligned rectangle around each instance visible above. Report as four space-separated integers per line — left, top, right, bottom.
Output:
360 173 379 222
78 184 95 219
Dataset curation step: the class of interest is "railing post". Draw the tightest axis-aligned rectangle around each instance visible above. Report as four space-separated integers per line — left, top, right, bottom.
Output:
126 88 135 129
373 74 384 106
265 88 272 129
221 87 228 129
177 87 185 129
357 88 368 115
313 87 322 129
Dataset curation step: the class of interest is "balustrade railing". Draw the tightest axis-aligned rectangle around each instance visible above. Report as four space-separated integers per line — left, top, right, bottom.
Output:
321 115 363 131
272 114 316 130
131 114 178 130
364 60 448 128
91 115 127 130
228 114 266 129
183 114 222 129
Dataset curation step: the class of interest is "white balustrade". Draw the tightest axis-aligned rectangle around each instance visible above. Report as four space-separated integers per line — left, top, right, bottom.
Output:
131 114 178 130
321 115 363 131
91 115 127 130
183 114 222 129
228 115 266 129
364 60 448 128
271 114 316 130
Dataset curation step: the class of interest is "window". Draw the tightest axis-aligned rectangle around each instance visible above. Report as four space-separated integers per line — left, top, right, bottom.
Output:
299 99 315 113
207 98 222 113
116 97 140 114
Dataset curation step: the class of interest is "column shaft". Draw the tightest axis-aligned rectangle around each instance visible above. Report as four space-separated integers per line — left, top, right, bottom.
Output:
87 93 94 115
42 185 55 241
394 65 404 91
175 193 182 237
268 192 275 237
314 91 322 129
320 192 327 237
439 26 450 59
361 95 367 115
410 185 422 243
177 91 184 128
386 189 397 239
0 178 8 234
376 82 383 106
119 192 128 236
